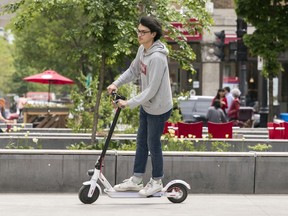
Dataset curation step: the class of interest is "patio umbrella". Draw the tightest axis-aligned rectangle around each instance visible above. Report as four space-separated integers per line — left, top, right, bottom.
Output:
23 70 74 102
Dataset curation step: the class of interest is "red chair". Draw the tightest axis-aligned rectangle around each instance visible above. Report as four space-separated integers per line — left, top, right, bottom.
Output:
163 122 176 134
273 122 284 139
177 121 203 138
207 121 233 139
267 122 275 139
267 122 285 139
282 122 288 139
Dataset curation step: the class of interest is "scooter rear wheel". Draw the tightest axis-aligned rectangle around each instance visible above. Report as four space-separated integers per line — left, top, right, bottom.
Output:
78 185 100 204
167 183 188 203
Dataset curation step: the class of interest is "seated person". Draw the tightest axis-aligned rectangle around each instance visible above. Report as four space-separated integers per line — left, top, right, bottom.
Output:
206 99 227 123
0 98 14 132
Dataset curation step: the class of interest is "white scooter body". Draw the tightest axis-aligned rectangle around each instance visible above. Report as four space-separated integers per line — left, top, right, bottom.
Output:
79 93 190 204
83 167 191 199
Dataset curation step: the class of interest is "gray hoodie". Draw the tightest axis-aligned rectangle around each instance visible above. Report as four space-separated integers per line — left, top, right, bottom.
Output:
113 40 173 115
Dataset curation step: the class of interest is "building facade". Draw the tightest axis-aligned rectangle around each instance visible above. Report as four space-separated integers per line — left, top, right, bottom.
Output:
1 0 288 115
169 0 288 117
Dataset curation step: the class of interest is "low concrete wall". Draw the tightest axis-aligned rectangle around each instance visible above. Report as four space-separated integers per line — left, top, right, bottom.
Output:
254 153 288 194
0 150 115 193
115 151 255 194
0 123 33 129
1 136 288 152
1 150 288 194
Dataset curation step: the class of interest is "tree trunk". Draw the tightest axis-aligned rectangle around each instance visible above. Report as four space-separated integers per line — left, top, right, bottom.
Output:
268 76 274 122
91 53 106 144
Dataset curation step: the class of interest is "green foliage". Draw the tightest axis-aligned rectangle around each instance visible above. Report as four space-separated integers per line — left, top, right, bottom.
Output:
211 141 231 152
234 0 288 122
235 0 288 78
66 142 97 150
67 73 114 132
248 143 272 152
118 141 137 151
2 0 213 134
66 140 136 150
168 98 182 123
5 0 140 84
177 90 191 100
67 73 139 133
0 37 16 95
116 83 140 133
162 136 195 151
161 130 206 151
3 0 213 90
6 4 85 95
5 134 42 149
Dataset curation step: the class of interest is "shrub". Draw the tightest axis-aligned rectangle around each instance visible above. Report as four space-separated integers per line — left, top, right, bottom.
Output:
211 141 231 152
248 143 272 152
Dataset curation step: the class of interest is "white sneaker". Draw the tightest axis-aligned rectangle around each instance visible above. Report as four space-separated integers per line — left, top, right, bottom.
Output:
138 178 163 196
114 177 143 192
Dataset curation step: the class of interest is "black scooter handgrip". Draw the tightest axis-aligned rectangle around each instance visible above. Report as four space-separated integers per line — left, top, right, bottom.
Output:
111 92 126 101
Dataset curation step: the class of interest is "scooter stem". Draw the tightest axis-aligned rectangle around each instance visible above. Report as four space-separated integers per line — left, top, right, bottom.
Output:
96 107 121 169
96 93 125 169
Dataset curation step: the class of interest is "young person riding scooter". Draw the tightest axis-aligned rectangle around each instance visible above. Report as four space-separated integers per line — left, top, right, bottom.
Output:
107 16 172 196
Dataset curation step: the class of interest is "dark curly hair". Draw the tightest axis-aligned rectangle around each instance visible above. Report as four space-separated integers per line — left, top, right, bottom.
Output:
139 16 163 41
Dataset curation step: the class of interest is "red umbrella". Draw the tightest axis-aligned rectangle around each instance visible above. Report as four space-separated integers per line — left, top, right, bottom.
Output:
23 70 74 102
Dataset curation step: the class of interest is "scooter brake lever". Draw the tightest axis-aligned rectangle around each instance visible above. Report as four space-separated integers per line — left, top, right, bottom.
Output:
111 92 126 102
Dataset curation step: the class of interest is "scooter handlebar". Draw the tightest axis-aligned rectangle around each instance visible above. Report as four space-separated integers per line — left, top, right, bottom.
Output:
111 92 126 103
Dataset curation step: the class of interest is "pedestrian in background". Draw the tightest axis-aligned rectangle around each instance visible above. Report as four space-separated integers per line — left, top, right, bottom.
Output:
0 98 12 123
206 99 227 123
107 16 172 196
224 86 234 114
212 88 228 115
16 94 28 116
227 88 241 122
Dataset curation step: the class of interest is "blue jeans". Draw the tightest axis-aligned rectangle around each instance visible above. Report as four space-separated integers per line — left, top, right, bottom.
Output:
133 107 172 179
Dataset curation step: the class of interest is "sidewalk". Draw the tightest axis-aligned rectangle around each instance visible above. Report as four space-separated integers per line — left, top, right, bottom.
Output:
0 193 287 216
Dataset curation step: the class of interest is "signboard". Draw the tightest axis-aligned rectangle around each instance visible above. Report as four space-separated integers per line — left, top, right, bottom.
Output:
193 81 200 88
224 34 239 44
223 76 239 90
258 56 263 70
165 19 202 42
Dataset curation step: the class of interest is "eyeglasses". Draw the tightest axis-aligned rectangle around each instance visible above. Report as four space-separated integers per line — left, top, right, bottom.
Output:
136 29 151 36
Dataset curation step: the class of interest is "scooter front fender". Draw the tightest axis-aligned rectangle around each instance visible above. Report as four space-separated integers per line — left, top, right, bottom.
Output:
83 180 102 196
162 179 191 191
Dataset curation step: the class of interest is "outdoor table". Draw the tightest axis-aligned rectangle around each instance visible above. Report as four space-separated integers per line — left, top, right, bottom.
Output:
23 107 69 128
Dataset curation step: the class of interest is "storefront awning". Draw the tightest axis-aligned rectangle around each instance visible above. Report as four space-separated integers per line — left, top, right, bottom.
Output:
225 34 239 44
165 19 202 42
223 76 239 83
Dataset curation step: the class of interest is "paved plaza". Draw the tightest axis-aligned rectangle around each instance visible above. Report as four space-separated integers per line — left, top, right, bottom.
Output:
0 193 287 216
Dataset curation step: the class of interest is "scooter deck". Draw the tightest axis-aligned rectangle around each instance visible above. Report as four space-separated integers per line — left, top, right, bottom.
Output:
104 189 163 198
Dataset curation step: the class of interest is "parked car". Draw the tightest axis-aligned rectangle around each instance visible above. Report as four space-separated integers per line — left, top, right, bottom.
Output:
178 95 213 126
178 95 257 127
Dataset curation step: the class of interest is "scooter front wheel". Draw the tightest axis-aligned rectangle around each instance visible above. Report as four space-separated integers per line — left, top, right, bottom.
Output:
78 184 100 204
166 183 188 203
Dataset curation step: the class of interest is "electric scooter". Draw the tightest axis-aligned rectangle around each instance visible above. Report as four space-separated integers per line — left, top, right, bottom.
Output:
78 92 190 204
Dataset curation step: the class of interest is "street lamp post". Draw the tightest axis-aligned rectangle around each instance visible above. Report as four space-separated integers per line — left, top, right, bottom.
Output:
259 74 269 127
239 61 247 106
236 18 248 106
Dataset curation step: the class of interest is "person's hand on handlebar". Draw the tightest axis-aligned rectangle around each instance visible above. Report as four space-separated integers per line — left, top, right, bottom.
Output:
116 99 127 109
107 83 127 108
107 83 118 95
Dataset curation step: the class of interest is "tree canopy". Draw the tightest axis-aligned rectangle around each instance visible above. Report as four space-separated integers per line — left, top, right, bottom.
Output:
235 0 288 77
235 0 288 121
3 0 213 141
0 36 15 95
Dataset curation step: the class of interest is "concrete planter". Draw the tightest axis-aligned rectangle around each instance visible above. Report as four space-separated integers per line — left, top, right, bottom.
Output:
1 150 288 194
0 136 286 152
